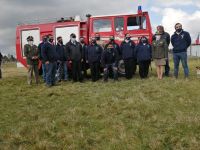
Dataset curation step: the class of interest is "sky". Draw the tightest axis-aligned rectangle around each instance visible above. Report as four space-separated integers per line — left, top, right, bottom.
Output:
0 0 200 55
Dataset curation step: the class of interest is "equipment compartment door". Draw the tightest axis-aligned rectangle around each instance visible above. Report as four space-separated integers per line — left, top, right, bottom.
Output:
55 26 80 44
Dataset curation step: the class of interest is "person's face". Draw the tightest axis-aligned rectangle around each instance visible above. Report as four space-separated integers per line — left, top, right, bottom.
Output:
28 40 34 45
91 37 96 44
80 38 84 43
157 27 164 34
58 38 63 44
49 36 54 43
125 34 131 40
110 36 115 41
175 24 182 32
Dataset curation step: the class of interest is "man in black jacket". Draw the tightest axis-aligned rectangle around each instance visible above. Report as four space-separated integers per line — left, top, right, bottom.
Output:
42 34 58 87
120 33 136 79
38 35 47 82
86 37 103 82
66 33 83 82
171 23 191 79
80 37 88 79
101 44 119 81
56 36 68 81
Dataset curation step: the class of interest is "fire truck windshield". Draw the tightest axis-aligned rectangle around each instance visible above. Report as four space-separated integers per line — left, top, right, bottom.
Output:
93 19 112 32
127 16 146 30
114 17 124 32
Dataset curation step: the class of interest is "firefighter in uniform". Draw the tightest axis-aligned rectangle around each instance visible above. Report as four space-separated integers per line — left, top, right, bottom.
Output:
101 44 119 81
80 37 88 79
86 37 103 82
42 34 58 87
56 36 68 81
38 35 47 82
120 33 136 79
135 36 152 79
66 33 83 82
24 36 39 85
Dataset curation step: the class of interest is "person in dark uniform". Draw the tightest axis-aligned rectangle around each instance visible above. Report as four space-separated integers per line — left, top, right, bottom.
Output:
86 37 103 82
66 33 83 82
80 37 88 79
153 25 171 76
24 36 39 85
135 36 152 79
42 34 58 87
120 33 136 79
105 35 121 60
56 36 68 81
38 35 47 82
101 44 119 81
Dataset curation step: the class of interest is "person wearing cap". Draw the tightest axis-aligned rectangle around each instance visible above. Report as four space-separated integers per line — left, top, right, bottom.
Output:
80 37 88 79
42 34 58 87
0 52 2 79
120 33 136 79
24 36 39 85
66 33 83 82
153 25 171 77
56 36 68 81
38 35 47 82
135 36 152 79
171 23 191 79
152 31 168 80
101 44 119 81
86 37 103 82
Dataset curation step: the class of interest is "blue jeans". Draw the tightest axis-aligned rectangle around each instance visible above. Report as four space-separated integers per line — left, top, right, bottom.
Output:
173 52 189 78
46 62 57 86
42 63 46 81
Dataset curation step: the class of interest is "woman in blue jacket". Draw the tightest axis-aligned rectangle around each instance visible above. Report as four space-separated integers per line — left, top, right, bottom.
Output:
135 36 152 79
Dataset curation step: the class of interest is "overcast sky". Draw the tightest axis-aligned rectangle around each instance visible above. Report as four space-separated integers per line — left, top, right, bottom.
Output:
0 0 200 55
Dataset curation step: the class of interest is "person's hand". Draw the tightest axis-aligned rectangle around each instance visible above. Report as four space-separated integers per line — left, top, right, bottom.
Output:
69 60 72 64
45 61 49 65
86 60 88 63
103 68 107 72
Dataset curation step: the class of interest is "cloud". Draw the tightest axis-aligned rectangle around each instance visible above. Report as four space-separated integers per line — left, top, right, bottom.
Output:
161 8 200 43
0 0 146 55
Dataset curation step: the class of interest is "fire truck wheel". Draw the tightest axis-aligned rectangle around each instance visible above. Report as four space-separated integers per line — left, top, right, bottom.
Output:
118 60 125 76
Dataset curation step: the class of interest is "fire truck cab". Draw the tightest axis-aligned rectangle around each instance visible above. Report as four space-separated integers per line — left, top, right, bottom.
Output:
16 6 152 75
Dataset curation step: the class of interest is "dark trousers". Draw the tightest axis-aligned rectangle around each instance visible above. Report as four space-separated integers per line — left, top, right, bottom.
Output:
138 60 151 79
124 59 137 79
165 59 170 76
46 62 57 86
72 60 82 82
103 63 118 81
82 61 88 79
90 62 100 82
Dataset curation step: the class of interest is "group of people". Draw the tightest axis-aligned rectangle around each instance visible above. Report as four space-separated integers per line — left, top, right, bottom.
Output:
24 22 191 87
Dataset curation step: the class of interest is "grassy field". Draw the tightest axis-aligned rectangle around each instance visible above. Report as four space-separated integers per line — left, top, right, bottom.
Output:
0 59 200 150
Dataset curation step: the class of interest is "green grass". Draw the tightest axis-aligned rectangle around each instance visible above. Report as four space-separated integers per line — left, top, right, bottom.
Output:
0 59 200 150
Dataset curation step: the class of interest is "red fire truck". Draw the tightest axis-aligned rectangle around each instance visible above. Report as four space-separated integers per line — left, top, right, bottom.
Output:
16 6 153 75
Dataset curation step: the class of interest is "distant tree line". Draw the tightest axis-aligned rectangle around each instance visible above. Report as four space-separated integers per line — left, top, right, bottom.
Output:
1 54 17 63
